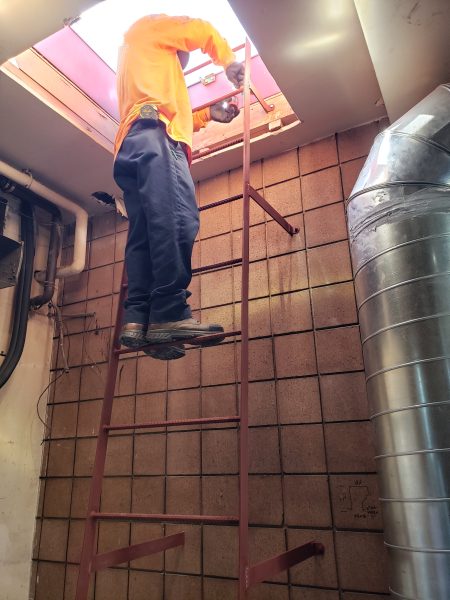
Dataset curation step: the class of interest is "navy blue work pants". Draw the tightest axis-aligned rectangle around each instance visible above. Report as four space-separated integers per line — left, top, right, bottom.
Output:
113 120 199 325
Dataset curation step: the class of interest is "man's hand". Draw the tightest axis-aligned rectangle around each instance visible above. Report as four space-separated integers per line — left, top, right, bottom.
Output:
210 101 240 123
225 61 245 88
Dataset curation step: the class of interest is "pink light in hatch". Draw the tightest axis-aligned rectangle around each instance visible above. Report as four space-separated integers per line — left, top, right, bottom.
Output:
35 28 280 121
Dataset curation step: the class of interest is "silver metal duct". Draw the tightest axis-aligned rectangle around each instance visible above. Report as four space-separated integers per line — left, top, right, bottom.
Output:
346 84 450 600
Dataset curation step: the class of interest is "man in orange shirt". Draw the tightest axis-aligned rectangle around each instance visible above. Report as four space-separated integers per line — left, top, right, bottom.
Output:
113 15 244 360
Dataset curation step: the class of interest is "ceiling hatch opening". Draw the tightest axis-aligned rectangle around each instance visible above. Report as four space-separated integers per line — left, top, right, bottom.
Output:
1 0 299 160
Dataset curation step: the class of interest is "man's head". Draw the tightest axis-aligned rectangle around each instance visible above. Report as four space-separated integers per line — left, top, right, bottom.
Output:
177 50 190 70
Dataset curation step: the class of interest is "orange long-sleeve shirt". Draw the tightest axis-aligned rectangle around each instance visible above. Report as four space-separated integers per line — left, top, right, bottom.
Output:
114 14 235 158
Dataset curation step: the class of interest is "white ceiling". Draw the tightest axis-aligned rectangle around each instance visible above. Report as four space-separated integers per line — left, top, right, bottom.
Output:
0 0 447 215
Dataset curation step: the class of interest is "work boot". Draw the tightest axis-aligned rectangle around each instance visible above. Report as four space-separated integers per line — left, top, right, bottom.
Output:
120 323 185 360
147 318 225 346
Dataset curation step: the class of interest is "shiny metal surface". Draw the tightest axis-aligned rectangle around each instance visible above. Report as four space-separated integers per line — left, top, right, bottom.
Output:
347 84 450 599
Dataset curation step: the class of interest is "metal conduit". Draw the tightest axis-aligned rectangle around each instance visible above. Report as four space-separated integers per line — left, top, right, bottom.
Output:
346 84 450 600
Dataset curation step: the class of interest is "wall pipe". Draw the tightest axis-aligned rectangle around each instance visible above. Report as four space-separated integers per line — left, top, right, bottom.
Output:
0 159 88 277
30 213 60 308
346 84 450 599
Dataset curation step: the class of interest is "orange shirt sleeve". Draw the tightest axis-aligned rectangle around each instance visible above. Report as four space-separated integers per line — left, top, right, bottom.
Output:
157 16 236 67
193 107 211 132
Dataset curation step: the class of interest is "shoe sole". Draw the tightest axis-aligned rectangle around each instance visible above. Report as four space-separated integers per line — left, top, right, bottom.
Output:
120 330 185 360
119 330 147 348
144 346 186 360
147 328 225 347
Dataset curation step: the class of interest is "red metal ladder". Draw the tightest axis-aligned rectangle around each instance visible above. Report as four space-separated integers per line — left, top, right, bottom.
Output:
75 39 324 600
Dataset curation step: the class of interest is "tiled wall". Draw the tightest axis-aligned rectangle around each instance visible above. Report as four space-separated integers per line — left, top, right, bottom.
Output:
32 121 391 600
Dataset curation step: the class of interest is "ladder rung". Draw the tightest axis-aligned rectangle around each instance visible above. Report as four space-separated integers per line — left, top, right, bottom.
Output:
193 257 242 274
198 193 243 212
91 512 239 525
116 329 241 354
105 415 240 431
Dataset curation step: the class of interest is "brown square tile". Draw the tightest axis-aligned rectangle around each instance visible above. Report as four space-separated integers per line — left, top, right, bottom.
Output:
201 233 232 266
249 527 287 582
81 328 111 365
202 303 235 335
288 528 338 587
74 437 96 476
116 213 129 232
95 569 128 599
263 148 299 185
264 178 302 218
86 294 113 330
281 424 326 473
266 213 305 257
203 577 237 600
249 427 280 473
51 402 78 438
234 259 269 299
79 363 107 400
277 377 321 424
39 518 68 561
311 282 357 328
231 189 265 229
71 477 90 518
308 240 352 287
230 160 263 194
64 563 95 599
201 384 238 425
136 355 167 393
113 260 124 293
192 240 200 270
167 476 201 514
129 570 163 599
330 474 382 529
201 267 233 307
202 475 238 516
200 204 231 239
270 290 312 334
134 433 166 475
168 348 200 390
104 435 133 475
269 253 309 294
63 270 88 304
165 524 202 575
189 274 200 311
238 337 274 382
232 223 267 262
91 209 116 239
203 525 238 577
167 431 201 474
86 264 114 299
100 476 131 512
249 582 290 600
284 475 331 526
337 122 378 162
131 476 165 513
167 388 200 427
201 343 236 386
57 332 83 369
199 172 230 206
299 135 338 175
60 301 87 334
53 367 81 403
316 326 363 373
248 380 277 426
110 395 135 434
77 400 101 437
115 357 137 396
130 523 164 570
134 392 166 433
325 422 376 473
291 588 339 600
249 475 283 525
35 561 65 600
341 157 366 199
202 428 238 474
335 531 389 592
301 166 342 211
89 234 115 268
47 439 75 476
274 332 316 378
165 573 202 599
342 594 388 600
43 478 72 517
114 229 128 262
320 372 369 421
305 202 348 247
97 521 130 556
